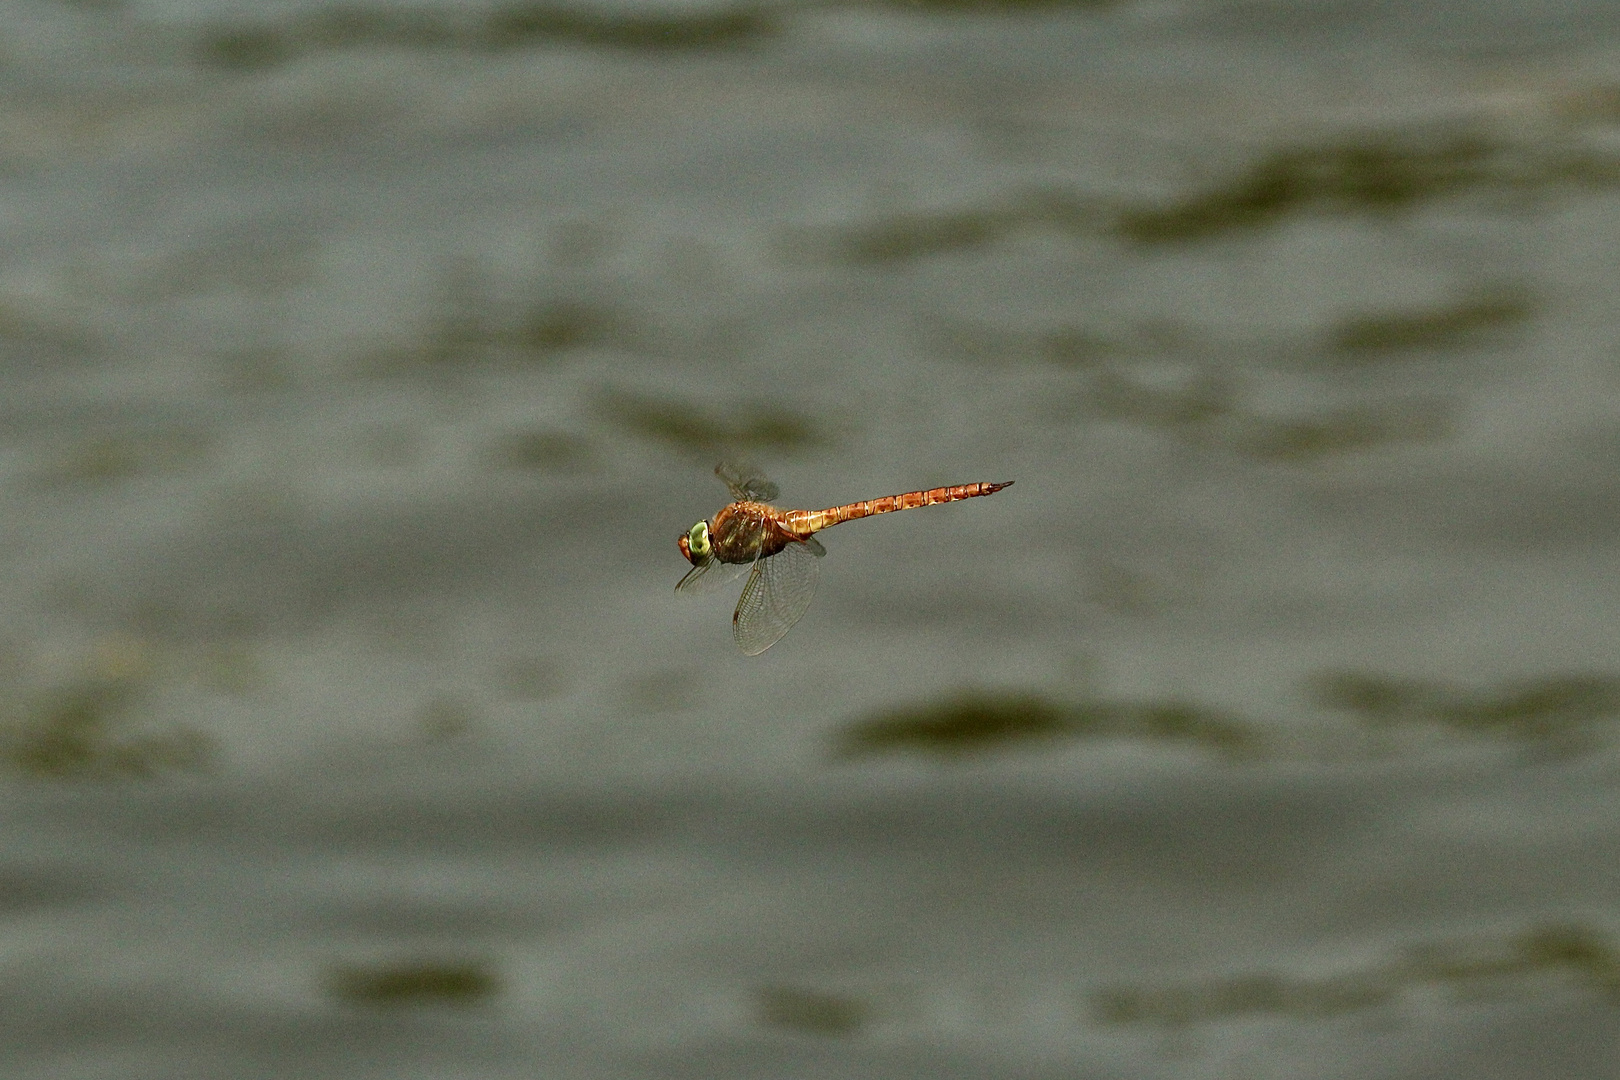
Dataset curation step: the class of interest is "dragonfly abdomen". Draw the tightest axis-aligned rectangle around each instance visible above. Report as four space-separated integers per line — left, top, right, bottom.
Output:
786 480 1012 535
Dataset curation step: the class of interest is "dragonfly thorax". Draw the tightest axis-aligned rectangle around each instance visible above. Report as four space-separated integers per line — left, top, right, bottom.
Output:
709 501 791 564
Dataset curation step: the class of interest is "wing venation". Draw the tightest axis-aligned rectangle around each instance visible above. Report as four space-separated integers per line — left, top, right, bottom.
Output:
731 540 821 655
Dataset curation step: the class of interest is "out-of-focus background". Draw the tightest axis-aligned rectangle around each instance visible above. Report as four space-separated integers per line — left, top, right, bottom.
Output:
2 0 1619 1076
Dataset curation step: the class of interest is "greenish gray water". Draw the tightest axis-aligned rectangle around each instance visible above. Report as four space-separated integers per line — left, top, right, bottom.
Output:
1 1 1619 1076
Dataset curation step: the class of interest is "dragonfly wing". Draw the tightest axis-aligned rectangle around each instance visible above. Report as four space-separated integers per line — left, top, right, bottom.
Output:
675 557 752 595
732 540 821 656
715 462 779 503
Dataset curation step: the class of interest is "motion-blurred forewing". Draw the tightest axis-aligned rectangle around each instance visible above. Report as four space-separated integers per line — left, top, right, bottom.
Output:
675 557 754 595
714 462 779 503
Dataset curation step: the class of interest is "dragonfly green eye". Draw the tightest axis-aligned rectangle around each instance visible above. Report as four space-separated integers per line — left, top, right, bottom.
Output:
687 520 712 559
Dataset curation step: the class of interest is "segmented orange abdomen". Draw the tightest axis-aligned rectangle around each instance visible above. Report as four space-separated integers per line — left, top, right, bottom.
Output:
783 480 1012 536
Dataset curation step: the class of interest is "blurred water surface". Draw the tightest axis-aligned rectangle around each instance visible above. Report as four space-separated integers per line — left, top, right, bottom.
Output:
2 0 1620 1076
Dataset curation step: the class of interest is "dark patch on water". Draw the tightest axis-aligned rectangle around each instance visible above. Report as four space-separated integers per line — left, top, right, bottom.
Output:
1066 359 1456 460
833 691 1259 760
833 208 1017 265
516 300 622 355
837 693 1073 756
1309 670 1620 752
756 986 870 1035
807 190 1101 266
1092 921 1620 1029
1095 970 1395 1027
877 0 1117 9
622 668 705 716
0 299 99 364
489 430 593 472
196 27 293 73
416 697 481 742
492 658 568 702
1233 400 1455 462
329 959 500 1006
29 430 214 490
197 4 776 70
925 315 1183 370
483 5 773 50
0 868 103 913
375 282 625 372
1405 922 1620 998
1113 126 1620 245
1083 365 1238 435
598 390 824 457
1039 325 1129 367
1328 288 1536 356
193 643 266 697
2 679 215 780
799 126 1620 264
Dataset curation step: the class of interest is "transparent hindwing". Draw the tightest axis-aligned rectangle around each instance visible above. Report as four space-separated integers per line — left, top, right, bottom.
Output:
731 536 825 656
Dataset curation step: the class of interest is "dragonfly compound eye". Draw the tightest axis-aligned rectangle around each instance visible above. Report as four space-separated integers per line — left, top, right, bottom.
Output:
686 520 712 560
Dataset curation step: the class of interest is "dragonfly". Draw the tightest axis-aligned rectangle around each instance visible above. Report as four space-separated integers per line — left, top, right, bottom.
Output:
676 463 1014 655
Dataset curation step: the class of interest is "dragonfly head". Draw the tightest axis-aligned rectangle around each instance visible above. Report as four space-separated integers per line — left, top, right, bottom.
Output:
679 519 712 564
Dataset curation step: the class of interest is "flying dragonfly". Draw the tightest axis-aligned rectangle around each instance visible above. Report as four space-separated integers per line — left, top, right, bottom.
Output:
676 463 1014 655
